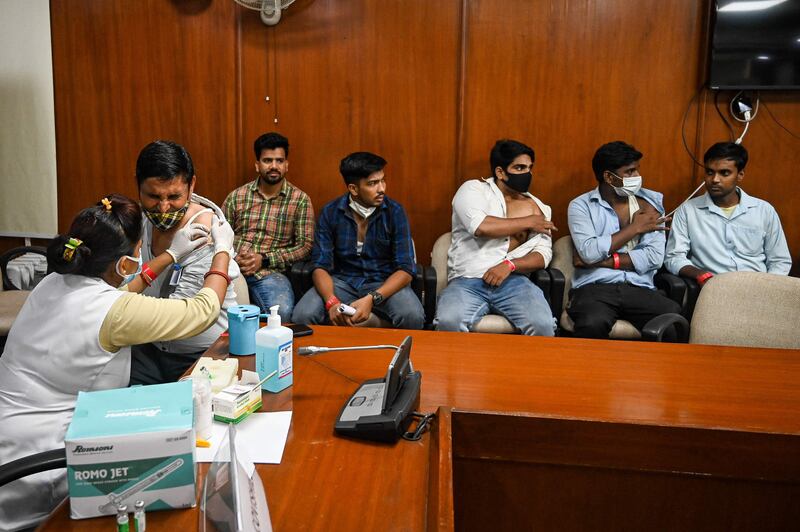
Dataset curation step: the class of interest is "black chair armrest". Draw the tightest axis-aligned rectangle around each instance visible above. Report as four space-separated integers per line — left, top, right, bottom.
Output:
0 246 48 290
654 271 687 307
530 269 551 307
548 267 566 320
289 260 313 300
683 277 702 320
419 265 437 328
0 448 66 488
641 313 690 343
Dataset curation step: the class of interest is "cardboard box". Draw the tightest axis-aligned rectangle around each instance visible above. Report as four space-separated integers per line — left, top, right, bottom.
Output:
65 381 196 519
212 371 263 423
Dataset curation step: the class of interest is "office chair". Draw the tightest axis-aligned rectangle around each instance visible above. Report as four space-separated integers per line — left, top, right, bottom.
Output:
643 271 800 348
1 246 48 351
549 236 685 339
0 448 67 488
232 274 250 305
430 232 555 334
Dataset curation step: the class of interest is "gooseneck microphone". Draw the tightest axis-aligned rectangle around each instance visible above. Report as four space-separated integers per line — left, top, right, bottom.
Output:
298 344 399 356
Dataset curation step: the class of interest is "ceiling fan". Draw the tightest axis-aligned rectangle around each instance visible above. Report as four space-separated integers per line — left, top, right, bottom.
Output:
233 0 296 26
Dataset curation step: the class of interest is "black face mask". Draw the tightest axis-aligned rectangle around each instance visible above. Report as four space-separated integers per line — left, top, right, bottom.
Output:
503 171 532 193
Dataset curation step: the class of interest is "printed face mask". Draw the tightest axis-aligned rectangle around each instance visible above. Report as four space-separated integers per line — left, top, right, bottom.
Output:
609 172 642 197
115 254 142 286
144 201 190 231
503 171 532 193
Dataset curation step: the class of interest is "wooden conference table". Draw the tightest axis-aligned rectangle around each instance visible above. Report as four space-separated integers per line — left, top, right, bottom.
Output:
41 327 800 531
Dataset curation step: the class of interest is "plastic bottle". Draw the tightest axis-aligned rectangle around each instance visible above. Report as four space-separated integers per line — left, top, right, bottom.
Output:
255 305 293 393
191 377 213 440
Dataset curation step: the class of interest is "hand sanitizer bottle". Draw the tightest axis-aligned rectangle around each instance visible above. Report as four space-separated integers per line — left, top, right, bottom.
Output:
255 305 293 392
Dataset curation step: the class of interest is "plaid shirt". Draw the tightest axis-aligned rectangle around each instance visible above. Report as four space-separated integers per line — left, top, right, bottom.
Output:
223 179 314 279
312 193 416 289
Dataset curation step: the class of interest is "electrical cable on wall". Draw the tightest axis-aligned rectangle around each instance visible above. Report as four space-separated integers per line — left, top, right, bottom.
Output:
762 101 800 141
714 91 735 141
680 83 708 169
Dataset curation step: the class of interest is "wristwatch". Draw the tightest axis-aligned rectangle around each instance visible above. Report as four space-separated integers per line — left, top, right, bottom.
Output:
261 253 270 268
368 290 384 306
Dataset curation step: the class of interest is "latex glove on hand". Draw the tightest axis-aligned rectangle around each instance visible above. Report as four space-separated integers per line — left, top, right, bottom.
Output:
166 223 209 263
210 215 235 257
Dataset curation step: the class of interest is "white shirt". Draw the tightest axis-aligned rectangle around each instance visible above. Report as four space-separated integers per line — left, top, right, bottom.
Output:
447 178 553 281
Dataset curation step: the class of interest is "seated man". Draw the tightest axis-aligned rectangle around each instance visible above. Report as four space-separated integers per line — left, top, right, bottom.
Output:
665 141 791 285
130 140 240 385
435 139 556 336
223 132 314 321
291 152 424 329
567 141 680 339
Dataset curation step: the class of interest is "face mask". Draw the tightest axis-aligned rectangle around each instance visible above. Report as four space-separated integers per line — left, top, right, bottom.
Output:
144 201 190 231
502 171 532 193
349 196 376 219
609 172 642 197
115 254 142 286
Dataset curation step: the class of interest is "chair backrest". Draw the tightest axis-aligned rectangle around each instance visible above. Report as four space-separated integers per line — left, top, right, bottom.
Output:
689 271 800 349
233 275 250 305
431 232 452 296
550 236 575 309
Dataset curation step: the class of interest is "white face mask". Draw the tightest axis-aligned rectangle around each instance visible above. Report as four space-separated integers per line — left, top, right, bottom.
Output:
349 197 376 219
115 254 142 286
609 172 642 197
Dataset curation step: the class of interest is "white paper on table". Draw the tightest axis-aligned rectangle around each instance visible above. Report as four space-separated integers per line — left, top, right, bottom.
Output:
197 411 292 466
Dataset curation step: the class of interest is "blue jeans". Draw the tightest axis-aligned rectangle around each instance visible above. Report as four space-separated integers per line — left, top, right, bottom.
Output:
434 274 555 336
291 276 425 330
246 272 294 322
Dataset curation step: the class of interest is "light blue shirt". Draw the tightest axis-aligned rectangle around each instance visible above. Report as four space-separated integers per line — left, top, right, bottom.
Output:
665 188 791 276
568 187 666 290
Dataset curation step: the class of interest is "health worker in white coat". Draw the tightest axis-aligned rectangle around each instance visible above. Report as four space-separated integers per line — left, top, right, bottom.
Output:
0 194 235 531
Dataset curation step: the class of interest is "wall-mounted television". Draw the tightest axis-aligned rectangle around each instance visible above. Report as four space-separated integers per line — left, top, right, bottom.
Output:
709 0 800 90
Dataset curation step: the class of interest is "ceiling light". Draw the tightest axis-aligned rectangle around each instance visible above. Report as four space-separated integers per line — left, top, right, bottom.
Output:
719 0 789 12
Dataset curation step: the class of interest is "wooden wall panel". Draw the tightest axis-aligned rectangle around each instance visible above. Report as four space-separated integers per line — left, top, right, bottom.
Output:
50 0 239 229
460 0 707 236
236 0 461 259
45 0 799 269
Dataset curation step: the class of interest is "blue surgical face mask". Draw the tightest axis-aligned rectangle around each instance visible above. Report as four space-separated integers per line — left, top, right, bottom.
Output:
115 254 143 286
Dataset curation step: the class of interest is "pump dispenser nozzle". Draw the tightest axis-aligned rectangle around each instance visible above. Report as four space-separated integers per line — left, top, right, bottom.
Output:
268 305 281 328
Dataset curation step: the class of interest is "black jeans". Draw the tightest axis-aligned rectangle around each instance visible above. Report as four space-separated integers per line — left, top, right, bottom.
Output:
129 343 205 385
567 282 681 339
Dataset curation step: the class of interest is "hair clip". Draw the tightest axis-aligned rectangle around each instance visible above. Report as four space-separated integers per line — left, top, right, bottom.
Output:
63 237 83 262
101 197 112 211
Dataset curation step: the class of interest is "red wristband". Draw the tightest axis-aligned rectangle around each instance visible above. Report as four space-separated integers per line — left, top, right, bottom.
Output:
612 253 620 269
696 272 713 286
324 296 341 311
204 269 232 285
140 263 156 286
503 259 516 272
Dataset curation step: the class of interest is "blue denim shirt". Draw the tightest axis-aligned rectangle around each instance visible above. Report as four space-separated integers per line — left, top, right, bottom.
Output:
568 187 666 290
311 193 416 289
665 188 791 275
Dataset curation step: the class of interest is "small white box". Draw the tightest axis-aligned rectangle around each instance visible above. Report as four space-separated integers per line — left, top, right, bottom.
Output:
64 381 196 519
212 371 263 424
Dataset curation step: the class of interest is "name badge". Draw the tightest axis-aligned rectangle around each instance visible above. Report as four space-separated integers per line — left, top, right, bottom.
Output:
169 264 183 286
